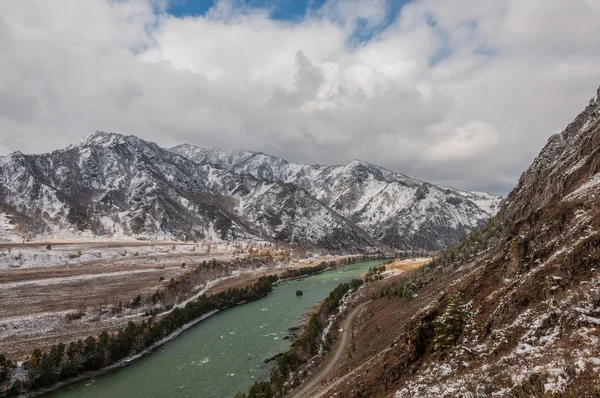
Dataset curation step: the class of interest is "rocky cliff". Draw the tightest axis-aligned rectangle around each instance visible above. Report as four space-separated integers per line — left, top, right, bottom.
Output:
324 86 600 397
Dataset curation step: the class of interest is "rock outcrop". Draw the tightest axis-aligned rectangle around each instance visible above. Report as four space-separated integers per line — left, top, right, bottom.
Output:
325 86 600 397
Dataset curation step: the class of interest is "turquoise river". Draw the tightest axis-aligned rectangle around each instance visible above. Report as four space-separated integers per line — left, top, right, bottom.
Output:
48 259 386 398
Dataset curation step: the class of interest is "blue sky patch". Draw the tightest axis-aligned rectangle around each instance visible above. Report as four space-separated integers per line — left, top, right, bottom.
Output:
167 0 328 21
167 0 412 42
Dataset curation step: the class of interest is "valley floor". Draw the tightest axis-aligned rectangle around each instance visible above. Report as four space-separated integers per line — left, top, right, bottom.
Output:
0 239 356 361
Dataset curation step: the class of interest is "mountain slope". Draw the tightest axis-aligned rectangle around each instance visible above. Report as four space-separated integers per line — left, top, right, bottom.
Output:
325 87 600 397
170 145 501 250
0 132 375 250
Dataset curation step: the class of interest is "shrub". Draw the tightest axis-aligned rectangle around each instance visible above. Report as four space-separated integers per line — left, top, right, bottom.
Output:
65 306 86 321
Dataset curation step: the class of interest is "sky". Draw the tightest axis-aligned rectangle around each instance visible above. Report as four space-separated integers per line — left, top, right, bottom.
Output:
0 0 599 195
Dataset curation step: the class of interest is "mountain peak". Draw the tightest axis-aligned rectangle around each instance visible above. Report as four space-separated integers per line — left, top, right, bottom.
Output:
587 85 600 107
0 131 501 251
170 145 501 249
347 159 370 167
170 143 207 151
81 130 124 147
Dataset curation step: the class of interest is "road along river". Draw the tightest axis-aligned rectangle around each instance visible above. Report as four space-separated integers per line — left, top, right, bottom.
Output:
47 259 386 398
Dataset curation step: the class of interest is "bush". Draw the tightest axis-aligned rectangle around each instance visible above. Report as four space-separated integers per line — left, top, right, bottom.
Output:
379 271 427 299
65 307 85 321
0 354 11 383
130 295 142 308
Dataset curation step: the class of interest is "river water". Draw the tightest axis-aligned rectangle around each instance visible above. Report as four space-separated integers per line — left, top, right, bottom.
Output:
50 259 385 398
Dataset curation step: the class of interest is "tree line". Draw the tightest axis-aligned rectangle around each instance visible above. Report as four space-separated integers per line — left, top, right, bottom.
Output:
0 275 279 397
364 264 386 282
279 254 386 280
0 253 385 396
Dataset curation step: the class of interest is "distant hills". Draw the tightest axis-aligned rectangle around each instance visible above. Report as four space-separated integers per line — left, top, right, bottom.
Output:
0 132 500 250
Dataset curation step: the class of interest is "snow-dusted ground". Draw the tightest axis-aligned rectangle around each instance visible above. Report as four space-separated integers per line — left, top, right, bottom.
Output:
0 237 274 270
0 235 350 360
393 221 600 397
0 268 165 290
395 279 600 397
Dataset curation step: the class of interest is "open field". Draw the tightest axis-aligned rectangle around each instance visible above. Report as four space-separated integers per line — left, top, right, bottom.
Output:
0 239 367 360
0 240 243 270
0 239 281 359
384 257 432 273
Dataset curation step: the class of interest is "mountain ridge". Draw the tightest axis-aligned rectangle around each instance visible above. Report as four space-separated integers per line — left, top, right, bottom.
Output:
170 142 502 249
0 131 501 251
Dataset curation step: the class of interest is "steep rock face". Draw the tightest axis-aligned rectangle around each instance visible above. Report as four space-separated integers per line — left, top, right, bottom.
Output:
171 145 501 250
502 86 600 224
326 87 600 397
0 133 375 250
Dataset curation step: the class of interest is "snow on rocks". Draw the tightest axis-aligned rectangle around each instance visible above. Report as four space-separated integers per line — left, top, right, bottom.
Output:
170 143 502 250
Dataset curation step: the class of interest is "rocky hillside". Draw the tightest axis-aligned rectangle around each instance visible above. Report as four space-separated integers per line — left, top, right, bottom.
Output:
0 132 374 250
324 87 600 396
171 145 501 250
0 133 500 251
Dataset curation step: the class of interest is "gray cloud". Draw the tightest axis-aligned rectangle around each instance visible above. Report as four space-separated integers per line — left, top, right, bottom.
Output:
270 51 325 108
0 0 599 195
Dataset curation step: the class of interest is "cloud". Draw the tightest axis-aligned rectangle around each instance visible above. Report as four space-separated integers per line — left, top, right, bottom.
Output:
0 0 599 195
270 51 325 108
427 120 499 162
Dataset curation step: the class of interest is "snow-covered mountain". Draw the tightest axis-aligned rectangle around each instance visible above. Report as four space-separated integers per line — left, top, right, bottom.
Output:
0 132 500 250
0 132 374 250
171 144 502 249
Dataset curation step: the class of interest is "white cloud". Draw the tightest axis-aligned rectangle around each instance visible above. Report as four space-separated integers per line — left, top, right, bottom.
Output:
0 0 599 194
427 120 499 162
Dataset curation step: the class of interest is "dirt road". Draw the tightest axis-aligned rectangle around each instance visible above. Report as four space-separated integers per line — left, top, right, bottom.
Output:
290 302 368 398
307 271 466 397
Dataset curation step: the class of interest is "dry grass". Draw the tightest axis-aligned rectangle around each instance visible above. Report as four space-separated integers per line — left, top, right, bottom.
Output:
385 257 432 273
0 243 365 361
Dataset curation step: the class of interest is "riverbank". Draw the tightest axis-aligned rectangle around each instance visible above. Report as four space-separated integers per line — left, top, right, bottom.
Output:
203 254 388 296
27 310 220 398
290 301 369 398
237 256 431 397
238 277 370 397
36 259 389 398
5 274 279 397
2 252 378 362
2 256 385 397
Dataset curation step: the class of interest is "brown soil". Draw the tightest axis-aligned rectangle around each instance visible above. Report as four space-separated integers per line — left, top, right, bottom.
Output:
286 259 437 397
0 268 181 318
303 270 464 397
0 263 173 284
